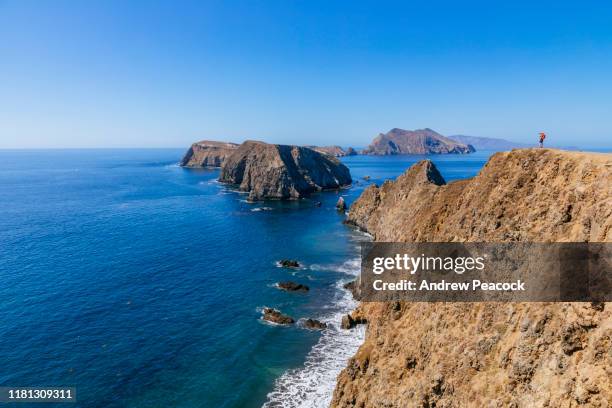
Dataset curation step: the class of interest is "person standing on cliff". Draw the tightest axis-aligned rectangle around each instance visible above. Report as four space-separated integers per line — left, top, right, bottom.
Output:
539 132 546 148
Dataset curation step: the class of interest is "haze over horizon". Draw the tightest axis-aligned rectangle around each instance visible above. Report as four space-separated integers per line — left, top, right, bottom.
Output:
1 1 611 149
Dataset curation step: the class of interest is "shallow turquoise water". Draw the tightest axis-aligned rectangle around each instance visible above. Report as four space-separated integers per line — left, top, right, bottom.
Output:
0 149 492 407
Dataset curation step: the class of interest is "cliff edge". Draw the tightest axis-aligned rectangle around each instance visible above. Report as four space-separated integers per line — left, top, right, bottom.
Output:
333 149 611 407
180 140 239 167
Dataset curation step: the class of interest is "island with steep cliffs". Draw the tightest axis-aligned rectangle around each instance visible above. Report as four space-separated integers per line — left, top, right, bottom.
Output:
219 140 352 200
179 140 239 167
362 128 475 155
333 149 611 407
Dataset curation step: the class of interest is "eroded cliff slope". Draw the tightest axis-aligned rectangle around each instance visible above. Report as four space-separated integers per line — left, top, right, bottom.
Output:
333 149 611 408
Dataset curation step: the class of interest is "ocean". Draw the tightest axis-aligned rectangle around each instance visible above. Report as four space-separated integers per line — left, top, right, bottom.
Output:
0 149 492 407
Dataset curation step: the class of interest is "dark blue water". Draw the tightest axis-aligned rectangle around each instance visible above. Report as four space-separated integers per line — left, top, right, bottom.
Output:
0 149 492 408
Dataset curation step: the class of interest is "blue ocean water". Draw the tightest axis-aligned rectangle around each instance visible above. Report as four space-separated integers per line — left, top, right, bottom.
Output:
0 149 492 408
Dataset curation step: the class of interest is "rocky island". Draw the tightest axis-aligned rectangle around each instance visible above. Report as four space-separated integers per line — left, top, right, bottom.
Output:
219 140 352 200
362 128 475 155
333 149 611 407
179 140 239 167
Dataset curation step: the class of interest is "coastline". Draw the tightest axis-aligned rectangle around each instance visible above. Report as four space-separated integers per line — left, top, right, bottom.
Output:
263 235 369 407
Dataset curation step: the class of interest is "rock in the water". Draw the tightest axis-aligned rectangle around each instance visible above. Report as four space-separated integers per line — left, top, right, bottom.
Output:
340 312 367 330
362 128 475 155
343 280 359 299
362 175 371 181
278 259 300 268
314 201 322 207
336 197 347 211
345 147 358 156
303 318 327 330
180 140 239 167
219 141 352 200
277 281 309 292
262 307 295 325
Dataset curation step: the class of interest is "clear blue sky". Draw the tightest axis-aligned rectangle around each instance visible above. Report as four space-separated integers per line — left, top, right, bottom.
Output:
1 0 611 148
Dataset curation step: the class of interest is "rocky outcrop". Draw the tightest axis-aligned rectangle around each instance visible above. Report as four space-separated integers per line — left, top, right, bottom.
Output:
336 197 347 212
309 145 358 157
278 259 300 268
219 141 352 200
303 318 327 330
262 308 295 325
362 128 475 155
333 149 612 408
180 140 239 167
276 281 309 292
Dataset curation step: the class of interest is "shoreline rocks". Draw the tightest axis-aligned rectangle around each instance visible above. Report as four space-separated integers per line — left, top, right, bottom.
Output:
262 308 295 325
303 318 327 330
276 281 309 292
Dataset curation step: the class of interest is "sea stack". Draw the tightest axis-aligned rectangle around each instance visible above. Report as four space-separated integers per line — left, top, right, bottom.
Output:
219 141 352 200
362 128 475 155
180 140 239 167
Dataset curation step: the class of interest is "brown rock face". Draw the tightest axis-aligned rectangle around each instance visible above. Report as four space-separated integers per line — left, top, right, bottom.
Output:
303 318 327 330
262 308 295 325
179 140 239 167
219 141 352 200
362 128 475 155
276 281 309 292
332 149 612 408
308 146 359 157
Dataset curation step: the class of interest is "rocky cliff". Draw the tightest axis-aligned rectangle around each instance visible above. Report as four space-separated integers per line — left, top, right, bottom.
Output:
219 141 352 200
309 145 359 157
180 140 239 167
333 149 611 407
362 128 475 155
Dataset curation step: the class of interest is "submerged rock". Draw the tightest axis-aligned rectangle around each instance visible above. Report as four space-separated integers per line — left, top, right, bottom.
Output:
277 281 309 292
278 259 300 268
219 141 352 200
180 140 239 167
262 307 295 325
303 318 327 330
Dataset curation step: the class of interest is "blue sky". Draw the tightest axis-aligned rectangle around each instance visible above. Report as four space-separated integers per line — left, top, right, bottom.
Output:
1 0 611 148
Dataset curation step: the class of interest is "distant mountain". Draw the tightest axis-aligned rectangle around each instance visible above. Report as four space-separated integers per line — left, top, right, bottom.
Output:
448 135 531 151
362 128 475 155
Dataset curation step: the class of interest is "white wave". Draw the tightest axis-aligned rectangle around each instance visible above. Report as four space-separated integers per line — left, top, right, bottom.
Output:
262 279 365 408
309 258 360 276
251 207 274 212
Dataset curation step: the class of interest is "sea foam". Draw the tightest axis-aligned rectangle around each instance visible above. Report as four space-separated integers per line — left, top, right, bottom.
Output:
263 255 366 408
